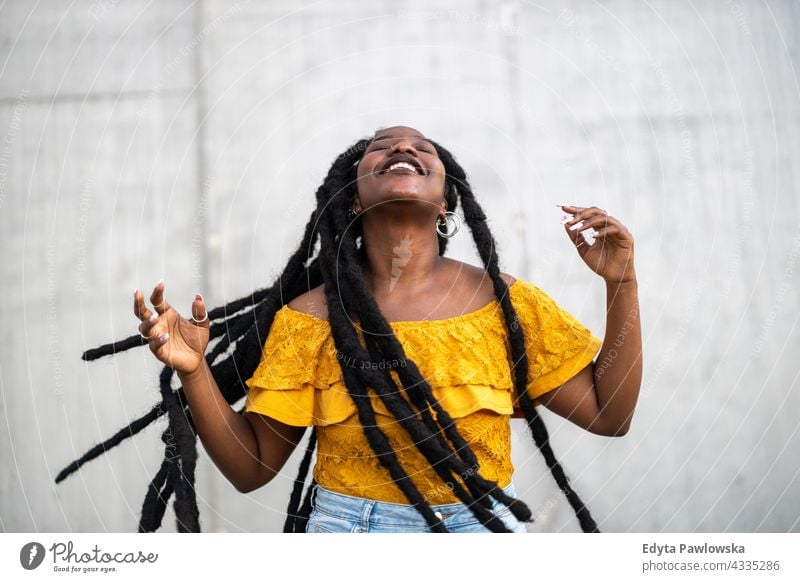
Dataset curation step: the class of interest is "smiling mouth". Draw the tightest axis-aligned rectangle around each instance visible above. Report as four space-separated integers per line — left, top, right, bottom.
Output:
379 161 425 176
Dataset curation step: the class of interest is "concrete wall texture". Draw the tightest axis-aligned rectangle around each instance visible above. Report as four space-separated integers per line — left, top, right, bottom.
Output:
1 0 798 533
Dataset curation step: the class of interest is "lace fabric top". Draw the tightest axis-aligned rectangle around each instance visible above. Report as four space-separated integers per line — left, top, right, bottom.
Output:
244 279 602 504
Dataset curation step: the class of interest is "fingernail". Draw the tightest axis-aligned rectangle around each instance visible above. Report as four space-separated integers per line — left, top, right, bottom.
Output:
195 293 203 302
157 279 163 286
569 221 583 231
158 333 169 343
148 313 158 323
134 288 139 297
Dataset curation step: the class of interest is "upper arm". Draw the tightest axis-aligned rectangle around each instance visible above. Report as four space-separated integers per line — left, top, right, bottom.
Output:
243 411 307 490
531 362 621 436
502 277 613 434
237 288 326 492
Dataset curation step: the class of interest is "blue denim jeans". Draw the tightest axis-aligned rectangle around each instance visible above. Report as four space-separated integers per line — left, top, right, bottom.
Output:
306 481 528 533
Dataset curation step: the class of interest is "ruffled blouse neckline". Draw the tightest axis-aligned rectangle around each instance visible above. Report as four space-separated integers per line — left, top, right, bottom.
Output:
282 278 521 327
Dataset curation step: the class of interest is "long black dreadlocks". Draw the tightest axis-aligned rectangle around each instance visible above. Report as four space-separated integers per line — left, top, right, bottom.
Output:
56 133 600 533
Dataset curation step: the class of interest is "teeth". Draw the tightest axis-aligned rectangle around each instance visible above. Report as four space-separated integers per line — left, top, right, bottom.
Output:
386 162 418 173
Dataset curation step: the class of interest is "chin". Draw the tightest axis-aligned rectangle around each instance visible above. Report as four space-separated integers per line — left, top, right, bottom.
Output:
380 193 435 207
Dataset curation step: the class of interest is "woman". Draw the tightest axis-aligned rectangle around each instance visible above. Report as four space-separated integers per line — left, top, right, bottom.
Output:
58 125 641 533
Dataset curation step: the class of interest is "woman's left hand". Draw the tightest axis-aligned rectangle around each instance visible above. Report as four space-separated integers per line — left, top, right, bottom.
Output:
559 205 636 284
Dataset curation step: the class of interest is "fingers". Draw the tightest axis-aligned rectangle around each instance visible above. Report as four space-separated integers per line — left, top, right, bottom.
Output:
558 204 590 216
559 204 631 238
562 219 591 253
149 331 170 352
593 225 621 239
133 288 155 321
138 317 159 340
558 205 633 233
150 280 173 315
135 293 168 343
593 224 634 247
190 293 209 326
573 213 614 233
559 205 613 252
134 282 209 357
133 283 170 344
559 205 607 229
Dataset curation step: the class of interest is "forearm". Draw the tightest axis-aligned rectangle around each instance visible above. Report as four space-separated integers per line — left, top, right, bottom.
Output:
177 360 262 492
594 278 642 434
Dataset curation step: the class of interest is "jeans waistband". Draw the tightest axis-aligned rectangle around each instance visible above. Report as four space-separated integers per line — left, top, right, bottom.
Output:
311 481 519 524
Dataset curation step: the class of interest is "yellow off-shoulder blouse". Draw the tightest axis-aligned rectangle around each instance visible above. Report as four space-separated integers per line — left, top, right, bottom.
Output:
244 279 602 504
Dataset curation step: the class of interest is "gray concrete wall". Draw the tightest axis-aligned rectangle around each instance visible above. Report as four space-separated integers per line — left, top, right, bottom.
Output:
1 0 798 533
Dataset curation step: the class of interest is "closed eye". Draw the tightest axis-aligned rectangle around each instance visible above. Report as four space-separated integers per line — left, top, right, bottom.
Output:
368 144 435 154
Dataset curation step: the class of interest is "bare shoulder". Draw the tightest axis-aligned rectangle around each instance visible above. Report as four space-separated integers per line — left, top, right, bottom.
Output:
287 284 328 319
499 272 517 285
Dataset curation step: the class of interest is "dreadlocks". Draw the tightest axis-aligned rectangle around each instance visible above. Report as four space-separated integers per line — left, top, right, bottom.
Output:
56 133 600 533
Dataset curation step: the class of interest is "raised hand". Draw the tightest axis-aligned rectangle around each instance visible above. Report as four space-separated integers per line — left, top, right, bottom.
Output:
559 205 636 284
133 281 210 375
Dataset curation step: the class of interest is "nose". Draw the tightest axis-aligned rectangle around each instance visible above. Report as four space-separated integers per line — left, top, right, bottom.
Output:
390 141 418 155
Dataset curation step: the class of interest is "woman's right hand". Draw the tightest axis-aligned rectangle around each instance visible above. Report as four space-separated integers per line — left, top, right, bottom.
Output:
133 281 210 375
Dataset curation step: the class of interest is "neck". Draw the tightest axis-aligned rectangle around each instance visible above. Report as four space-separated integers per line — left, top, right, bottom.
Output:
359 210 443 297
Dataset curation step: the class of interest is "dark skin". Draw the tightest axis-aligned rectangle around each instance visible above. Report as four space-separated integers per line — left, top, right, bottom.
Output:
132 125 642 493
